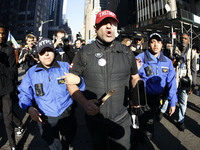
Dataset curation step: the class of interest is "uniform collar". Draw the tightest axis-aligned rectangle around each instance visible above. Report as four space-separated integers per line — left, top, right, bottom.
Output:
36 60 60 70
144 50 166 63
148 51 160 62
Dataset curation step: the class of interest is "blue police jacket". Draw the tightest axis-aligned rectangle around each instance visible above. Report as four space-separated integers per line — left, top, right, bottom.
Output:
136 50 177 107
18 60 85 117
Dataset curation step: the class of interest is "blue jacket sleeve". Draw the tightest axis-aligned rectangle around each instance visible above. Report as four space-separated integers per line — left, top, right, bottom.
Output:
18 71 35 111
166 61 178 107
78 76 85 91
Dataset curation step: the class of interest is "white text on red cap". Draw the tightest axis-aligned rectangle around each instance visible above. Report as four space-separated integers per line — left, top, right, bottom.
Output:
99 11 115 17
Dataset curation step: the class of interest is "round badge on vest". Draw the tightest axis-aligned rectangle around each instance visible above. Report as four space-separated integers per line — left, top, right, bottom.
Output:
95 52 103 58
98 58 106 66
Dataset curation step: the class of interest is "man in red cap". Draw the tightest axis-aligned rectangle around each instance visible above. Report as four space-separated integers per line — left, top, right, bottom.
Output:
64 10 139 150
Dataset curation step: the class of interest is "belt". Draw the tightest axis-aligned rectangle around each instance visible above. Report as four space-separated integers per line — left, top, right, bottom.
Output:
147 93 162 99
60 105 73 118
40 105 73 124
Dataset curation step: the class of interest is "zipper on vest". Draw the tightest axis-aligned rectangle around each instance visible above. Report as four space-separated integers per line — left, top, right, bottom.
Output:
105 48 112 119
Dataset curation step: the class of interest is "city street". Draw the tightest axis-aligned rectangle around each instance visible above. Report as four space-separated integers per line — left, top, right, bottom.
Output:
0 67 200 150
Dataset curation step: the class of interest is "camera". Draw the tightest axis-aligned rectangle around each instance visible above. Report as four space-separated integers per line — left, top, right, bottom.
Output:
163 48 173 60
25 50 33 60
61 37 69 43
56 37 69 48
27 50 33 56
173 53 184 64
27 45 37 55
61 37 69 46
25 46 37 61
129 44 136 48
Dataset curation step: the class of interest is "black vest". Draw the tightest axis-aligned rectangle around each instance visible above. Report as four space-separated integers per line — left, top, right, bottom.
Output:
81 40 133 122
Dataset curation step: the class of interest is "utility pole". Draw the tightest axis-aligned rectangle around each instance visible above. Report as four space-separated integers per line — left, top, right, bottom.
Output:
38 19 53 38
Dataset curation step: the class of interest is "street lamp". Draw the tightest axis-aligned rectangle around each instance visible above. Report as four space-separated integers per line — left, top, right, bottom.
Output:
38 19 53 37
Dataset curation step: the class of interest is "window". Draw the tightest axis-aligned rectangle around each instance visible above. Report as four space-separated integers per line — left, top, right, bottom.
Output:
17 31 24 34
26 23 34 27
18 14 25 21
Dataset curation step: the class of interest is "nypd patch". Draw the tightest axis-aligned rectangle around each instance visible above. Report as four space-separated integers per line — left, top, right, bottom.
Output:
57 78 65 84
162 67 169 73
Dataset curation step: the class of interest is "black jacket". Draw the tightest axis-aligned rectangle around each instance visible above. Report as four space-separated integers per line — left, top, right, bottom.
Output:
55 45 75 64
70 39 138 122
0 43 17 96
18 46 38 72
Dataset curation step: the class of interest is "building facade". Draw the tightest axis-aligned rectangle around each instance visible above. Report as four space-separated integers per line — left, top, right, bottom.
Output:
135 0 200 47
0 0 51 42
84 0 136 43
83 0 200 48
0 0 70 43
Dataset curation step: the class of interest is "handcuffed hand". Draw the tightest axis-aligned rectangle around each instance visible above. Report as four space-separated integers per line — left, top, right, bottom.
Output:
136 57 143 70
82 100 100 116
130 46 136 51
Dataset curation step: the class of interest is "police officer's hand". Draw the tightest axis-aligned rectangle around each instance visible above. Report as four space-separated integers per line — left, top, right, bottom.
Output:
136 58 143 70
28 106 42 122
169 106 176 116
82 100 100 116
61 73 81 85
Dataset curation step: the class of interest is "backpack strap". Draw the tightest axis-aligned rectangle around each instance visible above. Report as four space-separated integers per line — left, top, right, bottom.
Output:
81 42 94 67
111 42 133 66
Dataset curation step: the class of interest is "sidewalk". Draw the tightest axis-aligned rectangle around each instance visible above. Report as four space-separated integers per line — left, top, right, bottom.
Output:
0 68 200 150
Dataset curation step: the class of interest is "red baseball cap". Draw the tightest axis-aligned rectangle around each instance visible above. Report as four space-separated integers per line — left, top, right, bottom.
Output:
95 10 119 24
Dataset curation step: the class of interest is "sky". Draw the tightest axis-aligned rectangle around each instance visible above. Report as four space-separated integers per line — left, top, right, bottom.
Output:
63 0 85 40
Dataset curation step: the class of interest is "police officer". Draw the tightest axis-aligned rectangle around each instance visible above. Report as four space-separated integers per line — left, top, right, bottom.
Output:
18 38 85 150
135 33 177 140
132 31 148 56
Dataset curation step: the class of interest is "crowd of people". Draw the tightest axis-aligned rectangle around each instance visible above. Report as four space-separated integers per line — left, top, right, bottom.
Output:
0 9 199 150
